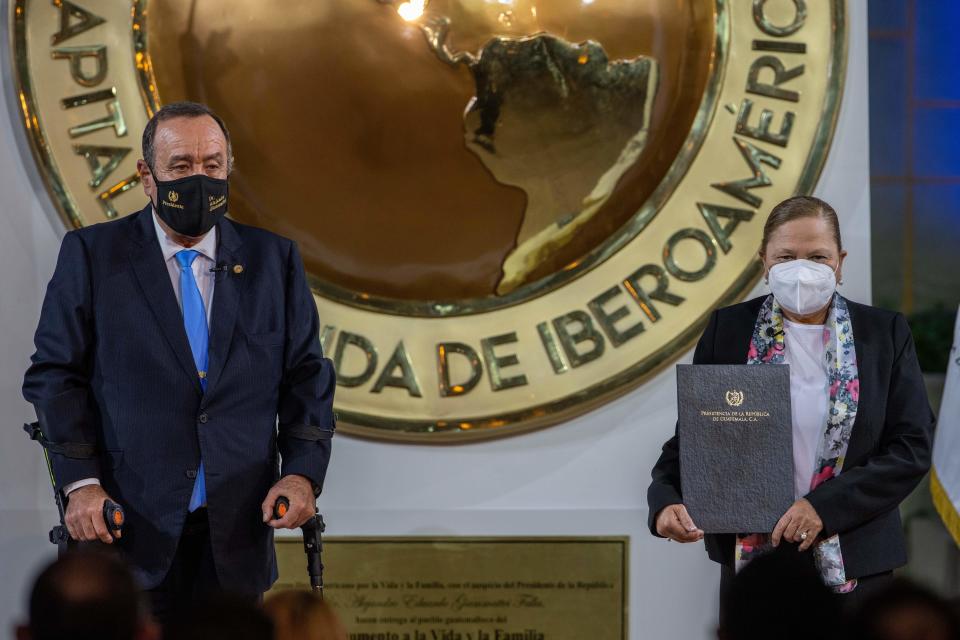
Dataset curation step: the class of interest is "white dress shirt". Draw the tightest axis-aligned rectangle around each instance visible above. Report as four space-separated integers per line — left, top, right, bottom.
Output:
64 211 218 495
151 211 218 327
783 319 830 500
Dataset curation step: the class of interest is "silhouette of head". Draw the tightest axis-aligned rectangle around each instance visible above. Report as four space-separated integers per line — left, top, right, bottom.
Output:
849 578 960 640
18 550 151 640
264 590 348 640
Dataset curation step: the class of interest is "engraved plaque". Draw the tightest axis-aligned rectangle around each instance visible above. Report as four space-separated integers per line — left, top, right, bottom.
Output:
272 537 627 639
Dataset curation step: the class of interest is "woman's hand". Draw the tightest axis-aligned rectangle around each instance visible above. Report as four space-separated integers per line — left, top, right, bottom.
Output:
655 504 704 543
772 498 823 551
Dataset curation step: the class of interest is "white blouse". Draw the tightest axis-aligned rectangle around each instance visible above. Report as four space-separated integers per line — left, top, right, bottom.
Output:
783 319 830 500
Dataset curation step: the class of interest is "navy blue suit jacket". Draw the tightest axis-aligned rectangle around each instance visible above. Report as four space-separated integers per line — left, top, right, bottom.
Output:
23 205 336 593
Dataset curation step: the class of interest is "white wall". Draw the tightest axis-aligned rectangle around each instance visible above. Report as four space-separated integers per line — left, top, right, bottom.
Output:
0 2 871 638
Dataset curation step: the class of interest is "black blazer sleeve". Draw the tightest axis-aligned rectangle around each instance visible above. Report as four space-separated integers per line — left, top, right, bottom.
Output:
22 231 101 490
646 309 719 536
276 240 337 493
805 312 934 536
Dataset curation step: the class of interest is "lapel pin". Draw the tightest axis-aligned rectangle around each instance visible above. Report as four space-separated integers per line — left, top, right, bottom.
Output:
233 264 244 274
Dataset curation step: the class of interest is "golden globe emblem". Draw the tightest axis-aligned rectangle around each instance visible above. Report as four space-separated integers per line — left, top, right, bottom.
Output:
11 0 846 441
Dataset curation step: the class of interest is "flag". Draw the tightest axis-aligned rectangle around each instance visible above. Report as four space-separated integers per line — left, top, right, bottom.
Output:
931 305 960 547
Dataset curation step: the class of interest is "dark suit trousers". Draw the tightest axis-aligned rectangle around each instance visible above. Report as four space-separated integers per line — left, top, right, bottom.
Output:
147 508 223 624
717 545 894 626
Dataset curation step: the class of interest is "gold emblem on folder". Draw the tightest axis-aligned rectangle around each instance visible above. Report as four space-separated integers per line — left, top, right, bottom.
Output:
725 390 744 407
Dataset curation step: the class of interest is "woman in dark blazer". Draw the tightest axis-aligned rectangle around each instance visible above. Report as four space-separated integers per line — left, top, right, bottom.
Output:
647 195 935 602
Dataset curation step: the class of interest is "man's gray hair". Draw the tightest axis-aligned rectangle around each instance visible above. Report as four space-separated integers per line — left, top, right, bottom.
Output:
141 101 234 173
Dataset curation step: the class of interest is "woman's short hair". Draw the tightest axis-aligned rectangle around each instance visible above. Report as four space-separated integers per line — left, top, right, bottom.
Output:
761 195 842 254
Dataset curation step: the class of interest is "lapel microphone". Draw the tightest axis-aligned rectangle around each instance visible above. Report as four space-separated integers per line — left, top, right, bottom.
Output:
209 264 228 282
209 264 244 280
210 262 243 280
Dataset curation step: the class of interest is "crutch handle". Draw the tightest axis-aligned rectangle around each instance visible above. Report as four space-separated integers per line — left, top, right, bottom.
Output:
103 500 125 534
273 496 291 520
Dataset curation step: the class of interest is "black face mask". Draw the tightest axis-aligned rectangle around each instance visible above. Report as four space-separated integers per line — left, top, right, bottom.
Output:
153 173 229 237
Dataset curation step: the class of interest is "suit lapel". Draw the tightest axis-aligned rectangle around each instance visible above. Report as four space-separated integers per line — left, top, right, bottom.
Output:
845 296 871 457
127 207 203 395
202 218 246 402
726 296 766 364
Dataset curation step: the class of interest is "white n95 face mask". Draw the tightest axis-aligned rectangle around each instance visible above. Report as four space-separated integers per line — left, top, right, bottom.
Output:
767 259 838 316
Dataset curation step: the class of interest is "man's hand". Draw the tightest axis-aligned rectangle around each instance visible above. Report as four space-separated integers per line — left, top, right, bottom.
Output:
64 484 118 544
655 504 704 543
772 498 823 551
261 475 316 529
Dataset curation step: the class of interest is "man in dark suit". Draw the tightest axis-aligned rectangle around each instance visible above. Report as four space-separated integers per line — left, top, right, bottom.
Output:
22 101 336 616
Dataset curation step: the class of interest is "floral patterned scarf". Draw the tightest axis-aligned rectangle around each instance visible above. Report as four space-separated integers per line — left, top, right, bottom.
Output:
735 293 860 593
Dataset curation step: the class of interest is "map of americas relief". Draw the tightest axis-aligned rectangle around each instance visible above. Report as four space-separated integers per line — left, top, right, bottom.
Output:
387 0 659 294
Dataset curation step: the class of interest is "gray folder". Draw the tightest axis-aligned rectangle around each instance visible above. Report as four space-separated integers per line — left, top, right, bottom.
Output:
677 364 794 534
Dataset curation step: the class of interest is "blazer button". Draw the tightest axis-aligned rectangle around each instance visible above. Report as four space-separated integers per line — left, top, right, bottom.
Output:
185 469 198 479
198 413 209 424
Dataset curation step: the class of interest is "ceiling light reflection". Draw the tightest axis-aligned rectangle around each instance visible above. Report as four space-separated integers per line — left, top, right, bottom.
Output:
397 0 426 21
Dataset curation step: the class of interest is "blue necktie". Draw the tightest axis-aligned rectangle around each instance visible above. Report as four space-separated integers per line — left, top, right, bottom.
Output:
176 250 209 512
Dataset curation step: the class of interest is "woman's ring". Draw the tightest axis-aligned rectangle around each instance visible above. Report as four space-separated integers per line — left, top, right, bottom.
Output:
800 531 808 541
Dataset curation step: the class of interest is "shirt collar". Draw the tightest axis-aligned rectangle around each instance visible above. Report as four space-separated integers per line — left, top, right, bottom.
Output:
151 208 218 264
